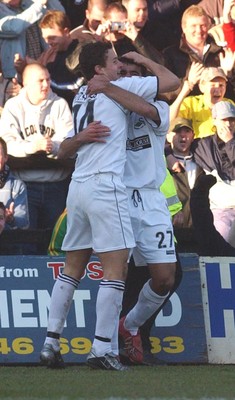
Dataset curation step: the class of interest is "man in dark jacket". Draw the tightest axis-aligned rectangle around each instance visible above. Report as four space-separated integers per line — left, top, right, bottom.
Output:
166 117 203 228
163 4 235 101
70 0 107 43
14 10 84 109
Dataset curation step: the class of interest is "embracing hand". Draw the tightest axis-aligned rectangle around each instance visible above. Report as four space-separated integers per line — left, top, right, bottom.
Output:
87 75 111 95
78 121 110 143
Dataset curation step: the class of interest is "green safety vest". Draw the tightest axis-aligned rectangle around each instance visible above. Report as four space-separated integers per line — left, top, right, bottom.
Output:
160 168 182 217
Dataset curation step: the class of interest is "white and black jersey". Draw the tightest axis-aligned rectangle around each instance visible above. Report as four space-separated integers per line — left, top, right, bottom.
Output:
124 100 169 190
124 100 176 265
69 76 158 182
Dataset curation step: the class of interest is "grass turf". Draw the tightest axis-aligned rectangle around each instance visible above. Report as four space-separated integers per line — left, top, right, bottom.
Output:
0 364 235 400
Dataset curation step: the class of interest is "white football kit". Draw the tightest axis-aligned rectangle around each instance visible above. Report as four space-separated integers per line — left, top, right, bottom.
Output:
124 100 176 265
62 76 158 253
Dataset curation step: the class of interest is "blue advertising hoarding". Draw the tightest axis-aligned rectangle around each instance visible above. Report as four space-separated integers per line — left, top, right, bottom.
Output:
152 253 207 363
200 257 235 364
0 253 207 364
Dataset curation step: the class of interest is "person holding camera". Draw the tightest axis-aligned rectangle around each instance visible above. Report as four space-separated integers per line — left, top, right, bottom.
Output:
71 1 164 65
70 0 108 43
101 1 165 63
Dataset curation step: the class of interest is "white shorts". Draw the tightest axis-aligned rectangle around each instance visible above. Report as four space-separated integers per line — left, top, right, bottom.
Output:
127 188 176 266
62 174 135 253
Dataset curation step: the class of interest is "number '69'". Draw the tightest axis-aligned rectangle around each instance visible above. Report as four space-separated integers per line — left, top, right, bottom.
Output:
60 337 92 354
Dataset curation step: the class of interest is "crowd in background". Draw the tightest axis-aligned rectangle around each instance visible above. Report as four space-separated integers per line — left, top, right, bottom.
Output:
0 0 235 255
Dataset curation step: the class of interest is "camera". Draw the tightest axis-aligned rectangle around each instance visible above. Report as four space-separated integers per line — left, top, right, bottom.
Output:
110 21 126 32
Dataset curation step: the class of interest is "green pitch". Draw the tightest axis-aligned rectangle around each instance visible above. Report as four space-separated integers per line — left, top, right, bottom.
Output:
0 365 235 400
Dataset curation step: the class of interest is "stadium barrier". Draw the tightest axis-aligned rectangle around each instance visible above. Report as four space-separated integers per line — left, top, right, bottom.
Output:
1 253 234 364
0 229 234 364
200 257 235 364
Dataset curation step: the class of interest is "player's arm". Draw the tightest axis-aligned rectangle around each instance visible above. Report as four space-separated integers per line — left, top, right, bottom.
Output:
87 75 159 121
58 121 110 159
121 52 181 93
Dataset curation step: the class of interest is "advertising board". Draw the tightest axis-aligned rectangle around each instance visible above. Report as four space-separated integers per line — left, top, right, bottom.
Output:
0 254 207 364
200 257 235 364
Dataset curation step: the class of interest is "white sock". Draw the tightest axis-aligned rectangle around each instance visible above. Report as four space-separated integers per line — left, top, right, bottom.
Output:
125 279 169 335
111 320 119 356
44 273 80 351
92 280 125 357
44 337 61 352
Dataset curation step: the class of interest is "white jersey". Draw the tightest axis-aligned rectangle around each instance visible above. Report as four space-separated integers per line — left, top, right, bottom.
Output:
124 100 169 189
69 76 158 182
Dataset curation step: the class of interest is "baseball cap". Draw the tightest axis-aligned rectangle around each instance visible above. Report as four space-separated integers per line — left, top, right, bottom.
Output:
169 117 193 132
212 101 235 119
200 67 228 84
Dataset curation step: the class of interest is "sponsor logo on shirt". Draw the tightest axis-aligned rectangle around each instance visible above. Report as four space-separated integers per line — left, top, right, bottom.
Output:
126 134 151 151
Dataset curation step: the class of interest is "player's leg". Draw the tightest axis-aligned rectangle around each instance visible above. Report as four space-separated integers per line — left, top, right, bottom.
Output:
138 252 182 364
119 257 151 363
120 253 182 365
85 174 134 370
87 248 130 370
41 179 93 367
119 261 176 364
46 248 92 342
40 249 92 368
119 189 177 363
124 261 176 330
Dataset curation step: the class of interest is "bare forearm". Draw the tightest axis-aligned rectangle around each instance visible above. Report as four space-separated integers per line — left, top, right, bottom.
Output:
104 84 157 119
58 137 82 159
122 52 180 93
136 57 180 93
58 122 110 158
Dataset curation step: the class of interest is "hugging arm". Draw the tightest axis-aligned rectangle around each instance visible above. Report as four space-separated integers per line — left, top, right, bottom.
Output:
58 121 111 159
87 75 159 122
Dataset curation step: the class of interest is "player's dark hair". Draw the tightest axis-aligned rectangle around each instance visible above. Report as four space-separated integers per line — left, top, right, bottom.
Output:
0 137 7 156
119 56 147 76
79 41 112 81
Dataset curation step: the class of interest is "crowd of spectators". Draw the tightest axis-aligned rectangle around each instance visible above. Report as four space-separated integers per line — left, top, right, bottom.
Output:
0 0 235 256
